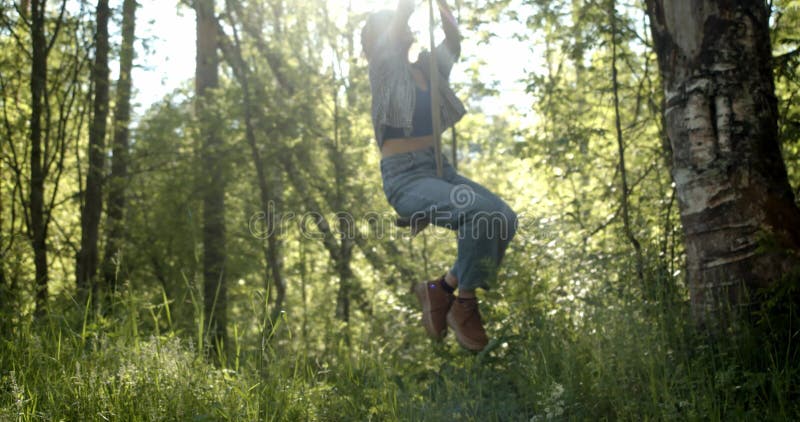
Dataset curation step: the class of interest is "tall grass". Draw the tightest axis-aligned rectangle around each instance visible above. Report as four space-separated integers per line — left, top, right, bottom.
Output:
1 266 798 421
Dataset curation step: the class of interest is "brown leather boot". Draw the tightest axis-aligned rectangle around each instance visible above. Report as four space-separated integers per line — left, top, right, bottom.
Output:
446 297 489 351
414 276 454 340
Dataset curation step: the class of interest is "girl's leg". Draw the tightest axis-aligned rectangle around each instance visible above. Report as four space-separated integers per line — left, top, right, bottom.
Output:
382 149 517 350
442 165 518 291
444 272 458 289
387 158 517 292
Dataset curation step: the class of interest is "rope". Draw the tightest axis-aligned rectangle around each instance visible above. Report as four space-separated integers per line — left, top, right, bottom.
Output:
397 0 462 235
428 0 444 178
451 0 460 169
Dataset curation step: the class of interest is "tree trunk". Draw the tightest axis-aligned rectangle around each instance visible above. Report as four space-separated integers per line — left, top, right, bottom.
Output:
280 151 372 316
196 0 228 356
29 0 49 317
216 7 286 325
220 4 375 322
1 117 6 307
20 0 30 19
335 239 354 322
0 258 6 314
333 147 355 324
266 169 285 323
332 6 357 323
332 74 350 322
610 0 645 292
101 0 137 299
0 152 6 331
77 0 111 308
645 1 800 325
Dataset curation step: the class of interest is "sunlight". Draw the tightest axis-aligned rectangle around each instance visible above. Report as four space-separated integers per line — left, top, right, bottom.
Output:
323 0 537 115
6 0 800 418
325 0 437 54
130 0 536 117
132 0 196 114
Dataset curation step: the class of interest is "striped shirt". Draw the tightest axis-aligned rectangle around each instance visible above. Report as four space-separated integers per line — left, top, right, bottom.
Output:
367 32 467 149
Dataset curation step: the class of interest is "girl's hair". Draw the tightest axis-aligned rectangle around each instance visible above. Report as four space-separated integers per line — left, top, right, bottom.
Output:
361 10 394 60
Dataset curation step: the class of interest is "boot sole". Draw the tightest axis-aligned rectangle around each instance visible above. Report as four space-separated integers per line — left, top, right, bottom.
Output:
415 284 447 340
446 312 487 352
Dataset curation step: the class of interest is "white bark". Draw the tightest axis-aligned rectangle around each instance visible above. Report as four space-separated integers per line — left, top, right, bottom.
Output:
646 0 800 324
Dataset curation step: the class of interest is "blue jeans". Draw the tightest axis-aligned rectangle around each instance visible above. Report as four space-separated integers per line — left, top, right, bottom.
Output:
380 147 517 291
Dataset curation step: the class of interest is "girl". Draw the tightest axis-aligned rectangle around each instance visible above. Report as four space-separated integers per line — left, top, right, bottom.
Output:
362 0 517 351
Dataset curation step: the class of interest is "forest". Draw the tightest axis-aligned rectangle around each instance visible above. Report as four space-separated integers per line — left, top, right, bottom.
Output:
1 0 799 419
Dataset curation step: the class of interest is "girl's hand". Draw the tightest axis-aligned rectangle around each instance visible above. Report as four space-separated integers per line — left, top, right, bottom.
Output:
436 1 454 16
392 0 415 40
436 0 458 30
398 0 415 14
435 0 460 55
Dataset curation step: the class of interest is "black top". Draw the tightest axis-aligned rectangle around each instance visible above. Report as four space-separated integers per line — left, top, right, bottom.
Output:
382 80 434 140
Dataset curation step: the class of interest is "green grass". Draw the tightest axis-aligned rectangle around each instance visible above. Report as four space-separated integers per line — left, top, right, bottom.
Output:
1 273 798 421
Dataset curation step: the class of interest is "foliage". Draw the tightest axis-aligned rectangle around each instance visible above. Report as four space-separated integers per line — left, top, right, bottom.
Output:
774 0 800 192
1 259 798 420
1 0 799 419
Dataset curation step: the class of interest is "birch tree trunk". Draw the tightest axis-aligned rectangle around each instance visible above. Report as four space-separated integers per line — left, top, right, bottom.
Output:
77 0 111 307
645 1 800 324
196 0 228 355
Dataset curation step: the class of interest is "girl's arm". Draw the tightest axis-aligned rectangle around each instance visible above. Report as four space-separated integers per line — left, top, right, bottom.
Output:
367 0 413 63
437 0 461 57
427 0 460 78
392 0 415 37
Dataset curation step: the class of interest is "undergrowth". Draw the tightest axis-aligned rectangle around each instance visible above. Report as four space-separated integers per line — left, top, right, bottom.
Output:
1 268 798 421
